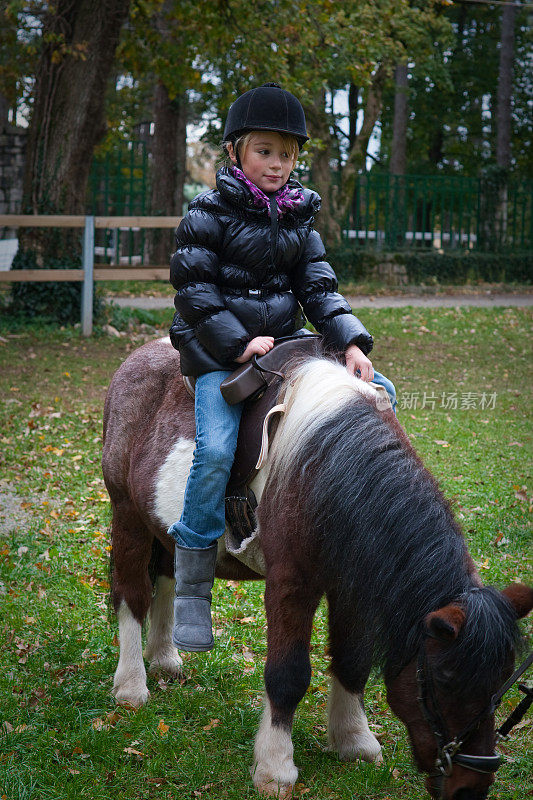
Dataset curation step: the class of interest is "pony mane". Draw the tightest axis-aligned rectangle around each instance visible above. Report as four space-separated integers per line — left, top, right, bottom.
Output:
268 358 521 691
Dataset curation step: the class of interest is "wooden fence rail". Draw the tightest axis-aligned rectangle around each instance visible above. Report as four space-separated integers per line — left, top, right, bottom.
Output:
0 215 182 335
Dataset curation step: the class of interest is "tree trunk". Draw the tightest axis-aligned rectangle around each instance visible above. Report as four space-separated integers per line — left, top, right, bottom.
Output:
0 92 9 131
21 0 130 225
13 0 130 322
390 64 408 175
348 83 359 228
149 83 187 264
306 91 341 246
496 1 516 169
337 64 387 223
494 1 516 247
389 64 409 247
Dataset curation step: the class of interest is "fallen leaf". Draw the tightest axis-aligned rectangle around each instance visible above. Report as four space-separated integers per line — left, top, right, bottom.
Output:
123 746 145 756
157 719 169 736
202 718 220 732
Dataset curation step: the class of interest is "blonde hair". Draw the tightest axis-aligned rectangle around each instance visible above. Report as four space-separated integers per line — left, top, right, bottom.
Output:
222 130 299 168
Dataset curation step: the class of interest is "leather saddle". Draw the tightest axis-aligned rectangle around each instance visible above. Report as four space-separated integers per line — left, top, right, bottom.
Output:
183 332 322 543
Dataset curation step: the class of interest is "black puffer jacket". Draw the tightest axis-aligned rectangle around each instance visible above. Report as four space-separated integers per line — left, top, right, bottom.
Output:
170 168 373 376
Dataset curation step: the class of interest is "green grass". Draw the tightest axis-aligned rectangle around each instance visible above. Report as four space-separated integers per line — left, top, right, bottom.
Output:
0 306 531 800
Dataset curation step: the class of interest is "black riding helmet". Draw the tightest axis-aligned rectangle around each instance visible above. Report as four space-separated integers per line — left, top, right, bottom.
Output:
223 82 309 149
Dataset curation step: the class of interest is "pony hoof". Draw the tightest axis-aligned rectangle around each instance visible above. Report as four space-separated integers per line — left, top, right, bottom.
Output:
146 651 183 679
256 781 293 799
112 683 150 708
334 733 382 763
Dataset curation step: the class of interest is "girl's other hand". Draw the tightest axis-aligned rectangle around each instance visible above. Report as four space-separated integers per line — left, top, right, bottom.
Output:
345 344 374 381
235 336 275 363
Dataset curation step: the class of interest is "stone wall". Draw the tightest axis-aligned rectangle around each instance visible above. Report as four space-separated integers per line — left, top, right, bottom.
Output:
0 124 27 240
369 256 408 286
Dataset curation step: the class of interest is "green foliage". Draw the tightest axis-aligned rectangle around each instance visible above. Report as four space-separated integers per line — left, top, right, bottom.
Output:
378 3 532 176
0 1 42 118
9 247 103 325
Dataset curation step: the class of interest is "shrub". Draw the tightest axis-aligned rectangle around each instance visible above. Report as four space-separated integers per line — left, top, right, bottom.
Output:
9 246 103 325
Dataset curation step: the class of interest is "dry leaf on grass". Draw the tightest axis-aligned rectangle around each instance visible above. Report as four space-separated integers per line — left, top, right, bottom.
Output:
123 746 145 756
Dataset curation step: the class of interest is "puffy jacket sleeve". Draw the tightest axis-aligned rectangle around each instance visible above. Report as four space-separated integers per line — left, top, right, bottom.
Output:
291 230 373 355
170 206 250 363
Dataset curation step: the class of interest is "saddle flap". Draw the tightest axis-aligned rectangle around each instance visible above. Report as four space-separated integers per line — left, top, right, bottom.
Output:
220 332 321 405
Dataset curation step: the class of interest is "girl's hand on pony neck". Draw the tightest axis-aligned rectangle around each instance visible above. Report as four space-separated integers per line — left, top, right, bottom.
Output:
345 344 374 381
235 336 275 364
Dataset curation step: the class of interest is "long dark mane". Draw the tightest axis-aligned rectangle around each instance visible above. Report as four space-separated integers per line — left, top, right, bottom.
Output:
268 359 521 695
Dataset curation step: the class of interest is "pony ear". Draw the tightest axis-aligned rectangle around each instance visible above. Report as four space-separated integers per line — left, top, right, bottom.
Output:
501 583 533 619
425 604 466 642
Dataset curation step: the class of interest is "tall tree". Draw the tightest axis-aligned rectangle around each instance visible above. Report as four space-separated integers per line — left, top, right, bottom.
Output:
390 64 409 175
378 2 531 176
22 0 131 220
11 0 131 322
496 0 516 169
150 83 187 262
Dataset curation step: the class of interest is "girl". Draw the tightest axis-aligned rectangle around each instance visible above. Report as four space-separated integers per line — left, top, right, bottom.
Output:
168 82 396 653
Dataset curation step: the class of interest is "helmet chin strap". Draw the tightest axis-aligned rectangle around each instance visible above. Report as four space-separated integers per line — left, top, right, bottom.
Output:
229 138 242 171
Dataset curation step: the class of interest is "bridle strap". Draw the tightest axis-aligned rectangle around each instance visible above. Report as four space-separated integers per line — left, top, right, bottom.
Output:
493 650 533 710
417 643 533 782
417 648 452 751
497 681 533 740
453 752 503 773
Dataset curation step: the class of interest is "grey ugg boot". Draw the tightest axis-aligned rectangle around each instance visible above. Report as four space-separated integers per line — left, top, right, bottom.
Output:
172 542 218 652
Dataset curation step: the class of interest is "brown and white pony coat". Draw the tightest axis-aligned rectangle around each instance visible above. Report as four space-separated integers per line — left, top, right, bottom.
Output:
102 338 532 800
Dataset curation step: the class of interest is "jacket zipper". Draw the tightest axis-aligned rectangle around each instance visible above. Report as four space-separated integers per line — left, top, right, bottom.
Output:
269 194 278 266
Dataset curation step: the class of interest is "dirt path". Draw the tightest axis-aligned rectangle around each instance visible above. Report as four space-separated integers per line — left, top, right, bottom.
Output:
108 293 533 310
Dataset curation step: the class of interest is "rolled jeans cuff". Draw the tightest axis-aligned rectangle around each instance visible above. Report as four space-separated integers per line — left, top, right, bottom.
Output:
167 520 219 549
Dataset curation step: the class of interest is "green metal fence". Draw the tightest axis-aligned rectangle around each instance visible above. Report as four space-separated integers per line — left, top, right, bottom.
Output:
89 140 149 264
87 147 532 259
346 173 532 252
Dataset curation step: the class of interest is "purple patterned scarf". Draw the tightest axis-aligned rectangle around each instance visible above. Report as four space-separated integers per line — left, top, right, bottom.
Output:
231 166 304 217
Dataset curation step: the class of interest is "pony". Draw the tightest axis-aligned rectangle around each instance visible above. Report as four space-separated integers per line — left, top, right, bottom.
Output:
102 338 532 800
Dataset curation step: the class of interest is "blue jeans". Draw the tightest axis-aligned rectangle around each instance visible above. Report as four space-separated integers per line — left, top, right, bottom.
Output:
168 370 244 549
168 366 397 549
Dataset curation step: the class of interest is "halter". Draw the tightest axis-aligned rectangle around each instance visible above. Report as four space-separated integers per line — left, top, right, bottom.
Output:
416 643 533 797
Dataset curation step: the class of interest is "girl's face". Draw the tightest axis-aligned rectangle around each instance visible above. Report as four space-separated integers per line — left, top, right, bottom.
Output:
228 131 296 192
